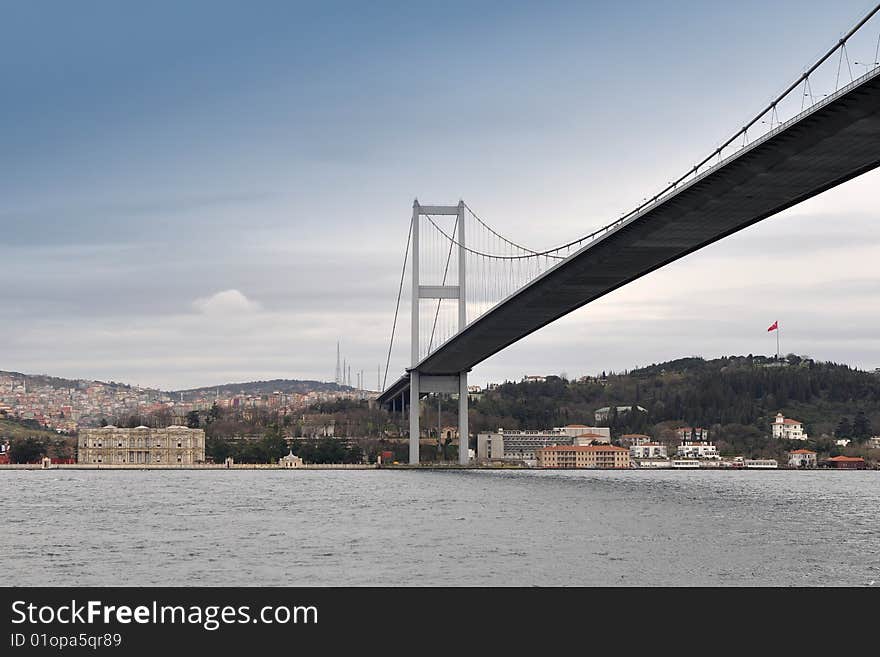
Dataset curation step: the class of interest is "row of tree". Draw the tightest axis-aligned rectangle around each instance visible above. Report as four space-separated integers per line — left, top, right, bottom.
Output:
205 435 365 464
3 437 74 463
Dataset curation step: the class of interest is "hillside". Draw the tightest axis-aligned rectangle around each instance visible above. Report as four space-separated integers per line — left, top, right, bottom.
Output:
0 418 61 441
0 369 138 392
470 354 880 458
1 369 352 398
171 379 353 400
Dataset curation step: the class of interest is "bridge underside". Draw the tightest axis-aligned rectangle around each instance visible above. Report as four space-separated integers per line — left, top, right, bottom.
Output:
380 69 880 408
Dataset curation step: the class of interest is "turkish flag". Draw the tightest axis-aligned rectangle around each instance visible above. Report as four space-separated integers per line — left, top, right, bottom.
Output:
767 321 778 332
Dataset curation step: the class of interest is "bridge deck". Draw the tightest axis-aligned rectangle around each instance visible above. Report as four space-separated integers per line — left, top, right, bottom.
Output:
379 67 880 407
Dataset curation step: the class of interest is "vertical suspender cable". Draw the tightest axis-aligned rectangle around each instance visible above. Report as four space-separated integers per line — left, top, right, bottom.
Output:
382 215 413 392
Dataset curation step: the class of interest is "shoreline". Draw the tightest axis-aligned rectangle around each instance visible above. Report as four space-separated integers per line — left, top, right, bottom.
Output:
0 463 873 471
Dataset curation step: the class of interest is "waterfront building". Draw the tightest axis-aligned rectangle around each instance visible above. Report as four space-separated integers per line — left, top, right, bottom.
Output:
671 459 700 469
824 456 867 469
676 441 719 459
477 425 610 462
744 458 779 469
868 436 880 449
535 444 631 469
788 449 817 468
771 413 808 440
77 425 205 465
477 428 567 462
631 443 668 459
635 458 671 468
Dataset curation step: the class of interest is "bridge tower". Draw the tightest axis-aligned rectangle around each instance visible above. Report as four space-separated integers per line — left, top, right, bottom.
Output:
409 199 469 465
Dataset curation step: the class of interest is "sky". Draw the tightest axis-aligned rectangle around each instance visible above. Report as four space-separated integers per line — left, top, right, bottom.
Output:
2 0 880 390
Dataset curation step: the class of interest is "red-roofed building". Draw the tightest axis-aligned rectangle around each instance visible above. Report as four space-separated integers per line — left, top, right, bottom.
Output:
824 455 866 469
788 449 817 468
573 432 609 446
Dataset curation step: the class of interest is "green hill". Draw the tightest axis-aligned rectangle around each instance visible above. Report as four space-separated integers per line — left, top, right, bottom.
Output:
470 354 880 460
0 418 60 441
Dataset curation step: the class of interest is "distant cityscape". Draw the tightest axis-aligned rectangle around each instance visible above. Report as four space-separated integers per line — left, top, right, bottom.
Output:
0 370 376 434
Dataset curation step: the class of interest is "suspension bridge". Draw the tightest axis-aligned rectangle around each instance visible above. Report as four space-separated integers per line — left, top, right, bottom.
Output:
378 4 880 465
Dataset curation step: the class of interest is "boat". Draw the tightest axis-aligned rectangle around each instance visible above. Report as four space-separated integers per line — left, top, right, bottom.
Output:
744 459 778 469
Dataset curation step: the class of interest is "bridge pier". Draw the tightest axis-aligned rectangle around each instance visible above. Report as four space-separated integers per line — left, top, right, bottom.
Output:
459 371 468 465
409 371 420 465
408 371 469 465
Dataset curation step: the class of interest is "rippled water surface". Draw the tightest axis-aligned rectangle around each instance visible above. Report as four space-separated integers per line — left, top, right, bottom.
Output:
1 469 877 586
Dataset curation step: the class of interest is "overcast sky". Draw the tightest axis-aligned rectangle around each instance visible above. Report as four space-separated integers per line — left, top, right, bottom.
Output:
3 0 880 390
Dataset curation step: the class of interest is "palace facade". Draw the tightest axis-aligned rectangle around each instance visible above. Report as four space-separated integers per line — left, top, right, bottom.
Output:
77 425 206 465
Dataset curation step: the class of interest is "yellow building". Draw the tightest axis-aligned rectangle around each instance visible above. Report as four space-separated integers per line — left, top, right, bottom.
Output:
535 444 631 469
78 425 205 465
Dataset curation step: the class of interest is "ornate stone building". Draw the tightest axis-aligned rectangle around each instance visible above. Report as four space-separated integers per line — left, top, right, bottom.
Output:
77 425 205 465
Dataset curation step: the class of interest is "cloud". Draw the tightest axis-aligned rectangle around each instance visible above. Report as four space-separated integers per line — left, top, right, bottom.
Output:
193 289 261 315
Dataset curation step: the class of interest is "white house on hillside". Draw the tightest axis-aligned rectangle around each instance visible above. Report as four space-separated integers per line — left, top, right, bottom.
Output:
772 413 808 440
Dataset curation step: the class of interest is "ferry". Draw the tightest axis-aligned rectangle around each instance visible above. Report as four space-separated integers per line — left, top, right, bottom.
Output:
744 458 779 469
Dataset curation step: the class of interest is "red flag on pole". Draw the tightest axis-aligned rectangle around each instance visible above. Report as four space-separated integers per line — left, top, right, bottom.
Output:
767 321 778 332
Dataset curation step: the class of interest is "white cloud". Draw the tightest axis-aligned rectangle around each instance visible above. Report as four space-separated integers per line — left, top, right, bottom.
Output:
193 289 261 315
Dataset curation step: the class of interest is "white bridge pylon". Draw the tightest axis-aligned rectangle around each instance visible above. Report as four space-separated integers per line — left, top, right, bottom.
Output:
409 200 469 465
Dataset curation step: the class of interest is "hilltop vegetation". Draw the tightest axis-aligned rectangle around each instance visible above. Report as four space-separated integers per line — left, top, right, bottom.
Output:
0 417 62 441
474 354 880 435
172 378 353 399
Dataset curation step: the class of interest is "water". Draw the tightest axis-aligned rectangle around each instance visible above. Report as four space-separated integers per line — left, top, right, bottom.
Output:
1 469 877 586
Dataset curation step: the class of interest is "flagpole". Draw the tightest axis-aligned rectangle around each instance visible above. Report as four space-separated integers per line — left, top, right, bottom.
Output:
777 322 780 360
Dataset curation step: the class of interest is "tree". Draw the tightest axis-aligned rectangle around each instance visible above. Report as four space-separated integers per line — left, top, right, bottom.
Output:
836 417 852 438
9 437 46 464
206 437 233 463
185 411 201 429
260 430 289 463
852 412 872 441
